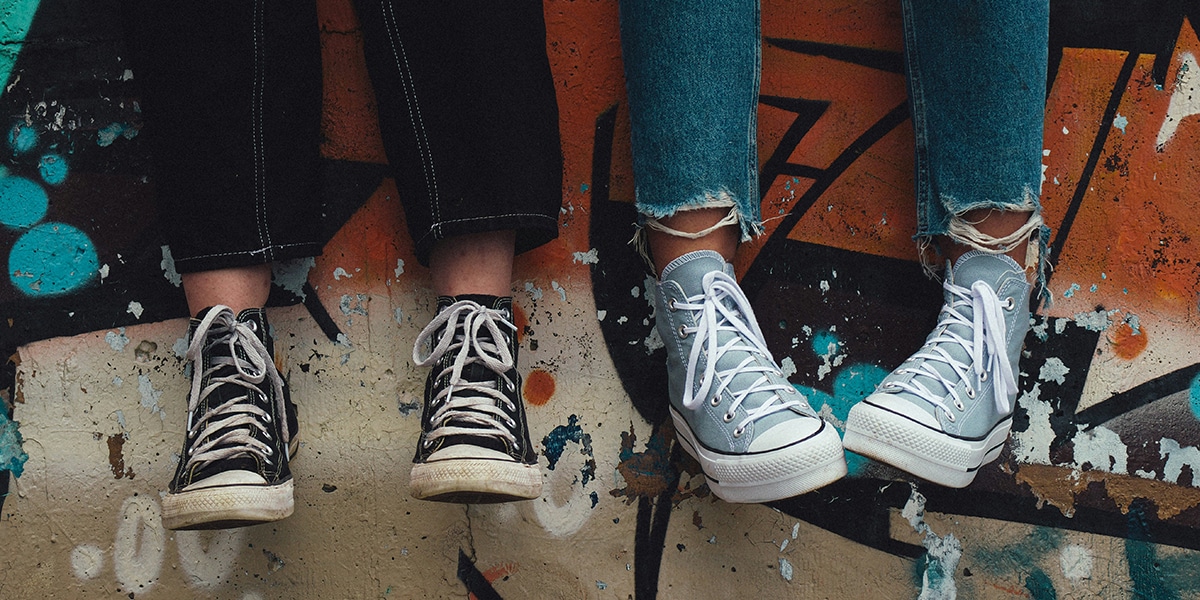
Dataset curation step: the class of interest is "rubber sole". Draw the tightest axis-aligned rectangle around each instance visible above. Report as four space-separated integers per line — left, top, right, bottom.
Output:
410 458 542 503
672 409 847 503
843 399 1009 488
162 479 294 530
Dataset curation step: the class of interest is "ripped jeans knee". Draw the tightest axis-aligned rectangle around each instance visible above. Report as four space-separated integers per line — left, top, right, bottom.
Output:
918 203 1051 304
632 195 763 269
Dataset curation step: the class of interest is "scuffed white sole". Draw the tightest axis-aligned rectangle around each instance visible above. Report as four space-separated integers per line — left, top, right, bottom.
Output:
843 399 1009 488
410 458 542 504
162 479 294 530
672 409 847 503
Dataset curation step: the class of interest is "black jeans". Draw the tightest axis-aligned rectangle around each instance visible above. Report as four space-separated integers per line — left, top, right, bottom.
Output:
123 0 562 272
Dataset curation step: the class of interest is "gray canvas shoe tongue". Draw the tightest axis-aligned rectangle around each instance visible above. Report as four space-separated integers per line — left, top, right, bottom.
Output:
950 250 1023 289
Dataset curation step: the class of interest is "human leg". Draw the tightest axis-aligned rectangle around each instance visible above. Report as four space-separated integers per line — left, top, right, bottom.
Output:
620 0 846 503
122 0 322 528
352 0 561 502
843 0 1050 487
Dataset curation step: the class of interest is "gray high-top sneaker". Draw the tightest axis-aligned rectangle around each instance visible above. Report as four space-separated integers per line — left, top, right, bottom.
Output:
843 251 1032 488
656 251 846 503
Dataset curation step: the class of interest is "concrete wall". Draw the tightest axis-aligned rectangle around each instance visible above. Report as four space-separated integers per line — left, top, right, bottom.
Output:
3 0 1200 598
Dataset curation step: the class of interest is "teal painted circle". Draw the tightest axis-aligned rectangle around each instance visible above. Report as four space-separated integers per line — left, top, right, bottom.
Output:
38 153 68 185
0 176 49 228
8 124 37 154
8 222 99 296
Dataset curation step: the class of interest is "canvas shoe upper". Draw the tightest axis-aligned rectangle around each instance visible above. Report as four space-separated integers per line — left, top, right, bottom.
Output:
655 251 846 503
162 306 296 530
844 250 1031 487
409 295 541 503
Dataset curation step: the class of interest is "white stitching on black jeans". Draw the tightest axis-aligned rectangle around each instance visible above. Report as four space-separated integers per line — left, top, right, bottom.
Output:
252 0 272 260
380 1 442 238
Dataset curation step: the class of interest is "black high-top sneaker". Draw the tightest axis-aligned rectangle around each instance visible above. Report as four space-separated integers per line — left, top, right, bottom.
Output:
161 306 297 530
409 295 541 503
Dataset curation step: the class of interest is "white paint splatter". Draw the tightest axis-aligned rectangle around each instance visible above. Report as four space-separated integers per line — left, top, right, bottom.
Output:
1156 52 1200 150
138 374 164 419
572 248 599 264
113 496 165 593
1054 318 1069 335
1059 544 1094 582
339 294 368 316
176 529 246 590
1012 385 1053 465
272 257 315 300
1063 283 1080 298
778 557 794 582
394 307 405 325
172 336 188 358
903 486 961 600
1073 309 1113 332
106 328 130 352
617 316 628 324
819 280 830 293
551 280 567 302
332 267 351 280
1113 113 1129 134
1031 317 1049 342
792 523 800 539
394 258 405 278
98 263 110 281
160 245 182 287
1038 357 1070 385
780 538 789 552
780 357 797 379
1073 426 1127 474
643 326 664 354
525 281 544 301
597 310 607 321
1063 126 1070 135
1160 438 1200 485
127 301 144 319
630 286 640 299
71 544 104 580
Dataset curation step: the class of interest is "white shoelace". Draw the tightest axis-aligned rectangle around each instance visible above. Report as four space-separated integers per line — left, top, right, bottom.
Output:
888 278 1018 420
413 300 519 447
182 307 288 472
674 271 803 435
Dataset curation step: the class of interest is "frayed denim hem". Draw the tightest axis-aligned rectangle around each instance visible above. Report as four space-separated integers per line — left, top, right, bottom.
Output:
631 190 763 272
916 199 1052 307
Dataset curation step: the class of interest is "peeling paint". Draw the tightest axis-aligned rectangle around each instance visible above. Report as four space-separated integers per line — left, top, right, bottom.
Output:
137 373 164 419
904 486 961 600
572 248 599 264
1038 357 1069 385
160 245 181 287
0 410 28 477
105 327 129 352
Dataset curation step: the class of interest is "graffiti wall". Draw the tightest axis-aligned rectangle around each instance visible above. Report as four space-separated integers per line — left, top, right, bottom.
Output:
2 0 1200 598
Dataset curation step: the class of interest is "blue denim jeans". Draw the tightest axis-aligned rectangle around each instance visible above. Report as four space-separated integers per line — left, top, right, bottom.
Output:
618 0 762 242
619 0 1049 271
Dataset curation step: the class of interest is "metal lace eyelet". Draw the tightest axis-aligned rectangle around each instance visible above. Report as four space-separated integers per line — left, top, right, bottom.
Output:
678 325 688 338
733 426 745 438
966 387 976 399
723 412 735 423
710 396 721 407
505 417 516 428
263 413 272 423
980 371 988 382
1003 297 1016 310
246 320 258 332
954 400 965 411
264 447 273 456
946 412 957 422
786 386 796 394
668 298 678 311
